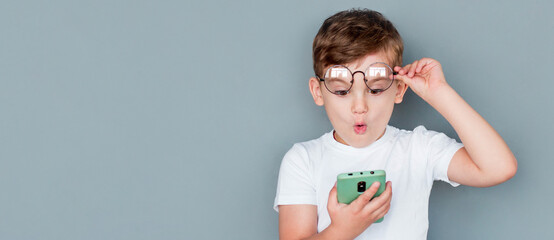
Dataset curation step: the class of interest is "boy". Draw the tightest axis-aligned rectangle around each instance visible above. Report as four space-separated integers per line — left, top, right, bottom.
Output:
274 9 517 240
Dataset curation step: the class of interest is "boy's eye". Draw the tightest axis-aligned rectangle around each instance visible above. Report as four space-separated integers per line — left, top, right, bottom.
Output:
369 89 384 95
334 90 349 96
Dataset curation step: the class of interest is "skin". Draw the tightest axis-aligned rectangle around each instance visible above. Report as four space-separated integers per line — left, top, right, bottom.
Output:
278 54 518 240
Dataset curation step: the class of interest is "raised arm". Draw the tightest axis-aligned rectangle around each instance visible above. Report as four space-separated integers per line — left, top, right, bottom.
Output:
394 58 517 187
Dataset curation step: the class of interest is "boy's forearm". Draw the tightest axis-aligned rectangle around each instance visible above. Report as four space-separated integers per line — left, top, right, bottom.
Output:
426 85 517 181
300 225 354 240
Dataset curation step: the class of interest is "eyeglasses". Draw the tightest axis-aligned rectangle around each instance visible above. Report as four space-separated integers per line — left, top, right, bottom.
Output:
316 62 397 96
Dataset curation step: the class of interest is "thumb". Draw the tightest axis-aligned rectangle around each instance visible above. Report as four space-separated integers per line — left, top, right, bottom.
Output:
327 182 339 211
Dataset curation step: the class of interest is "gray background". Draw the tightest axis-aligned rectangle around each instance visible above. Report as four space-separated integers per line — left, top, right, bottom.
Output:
1 0 553 239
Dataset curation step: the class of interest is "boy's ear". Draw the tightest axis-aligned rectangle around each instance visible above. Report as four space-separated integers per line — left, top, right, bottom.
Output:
394 80 409 104
309 77 325 106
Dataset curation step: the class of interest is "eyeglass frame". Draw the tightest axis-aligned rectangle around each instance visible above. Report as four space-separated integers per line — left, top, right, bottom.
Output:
316 62 398 96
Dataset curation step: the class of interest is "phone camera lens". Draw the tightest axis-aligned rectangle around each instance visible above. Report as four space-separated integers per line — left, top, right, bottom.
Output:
357 181 366 192
370 171 374 174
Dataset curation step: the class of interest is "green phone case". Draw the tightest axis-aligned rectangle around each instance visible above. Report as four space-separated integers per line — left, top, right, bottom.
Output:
337 170 386 223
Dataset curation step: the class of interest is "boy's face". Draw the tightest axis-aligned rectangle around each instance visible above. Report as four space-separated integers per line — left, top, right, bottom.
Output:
309 53 408 148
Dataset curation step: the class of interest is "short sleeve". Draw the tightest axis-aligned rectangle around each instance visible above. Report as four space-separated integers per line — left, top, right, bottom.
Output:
417 126 464 187
273 144 317 212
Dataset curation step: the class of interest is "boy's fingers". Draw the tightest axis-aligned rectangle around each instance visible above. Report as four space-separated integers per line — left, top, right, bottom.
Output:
409 60 419 77
363 181 392 213
415 59 426 73
398 64 410 75
382 181 392 199
370 187 391 217
380 181 392 200
351 181 380 211
421 60 440 74
394 74 411 86
375 187 392 217
371 198 391 220
394 65 406 76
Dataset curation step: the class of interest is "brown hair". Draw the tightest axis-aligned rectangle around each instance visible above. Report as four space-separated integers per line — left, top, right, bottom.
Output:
313 9 403 77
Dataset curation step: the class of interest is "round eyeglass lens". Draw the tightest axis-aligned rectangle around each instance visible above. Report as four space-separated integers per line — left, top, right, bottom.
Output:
365 62 394 92
323 66 353 95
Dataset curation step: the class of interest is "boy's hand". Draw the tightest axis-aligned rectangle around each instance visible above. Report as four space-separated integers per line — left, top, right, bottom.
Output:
326 181 392 239
395 58 517 189
394 58 451 102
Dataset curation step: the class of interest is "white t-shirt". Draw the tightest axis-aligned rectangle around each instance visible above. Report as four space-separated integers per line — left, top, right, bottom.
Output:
274 125 463 240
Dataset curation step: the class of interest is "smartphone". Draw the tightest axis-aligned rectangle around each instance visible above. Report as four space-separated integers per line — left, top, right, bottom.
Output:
337 170 386 223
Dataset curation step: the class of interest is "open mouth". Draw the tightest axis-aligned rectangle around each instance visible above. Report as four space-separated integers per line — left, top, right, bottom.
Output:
354 123 367 134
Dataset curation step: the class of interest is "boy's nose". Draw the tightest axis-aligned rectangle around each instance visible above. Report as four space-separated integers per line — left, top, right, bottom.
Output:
351 91 368 115
351 74 368 115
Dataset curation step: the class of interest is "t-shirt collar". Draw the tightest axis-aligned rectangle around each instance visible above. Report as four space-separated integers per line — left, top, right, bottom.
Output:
325 125 396 153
